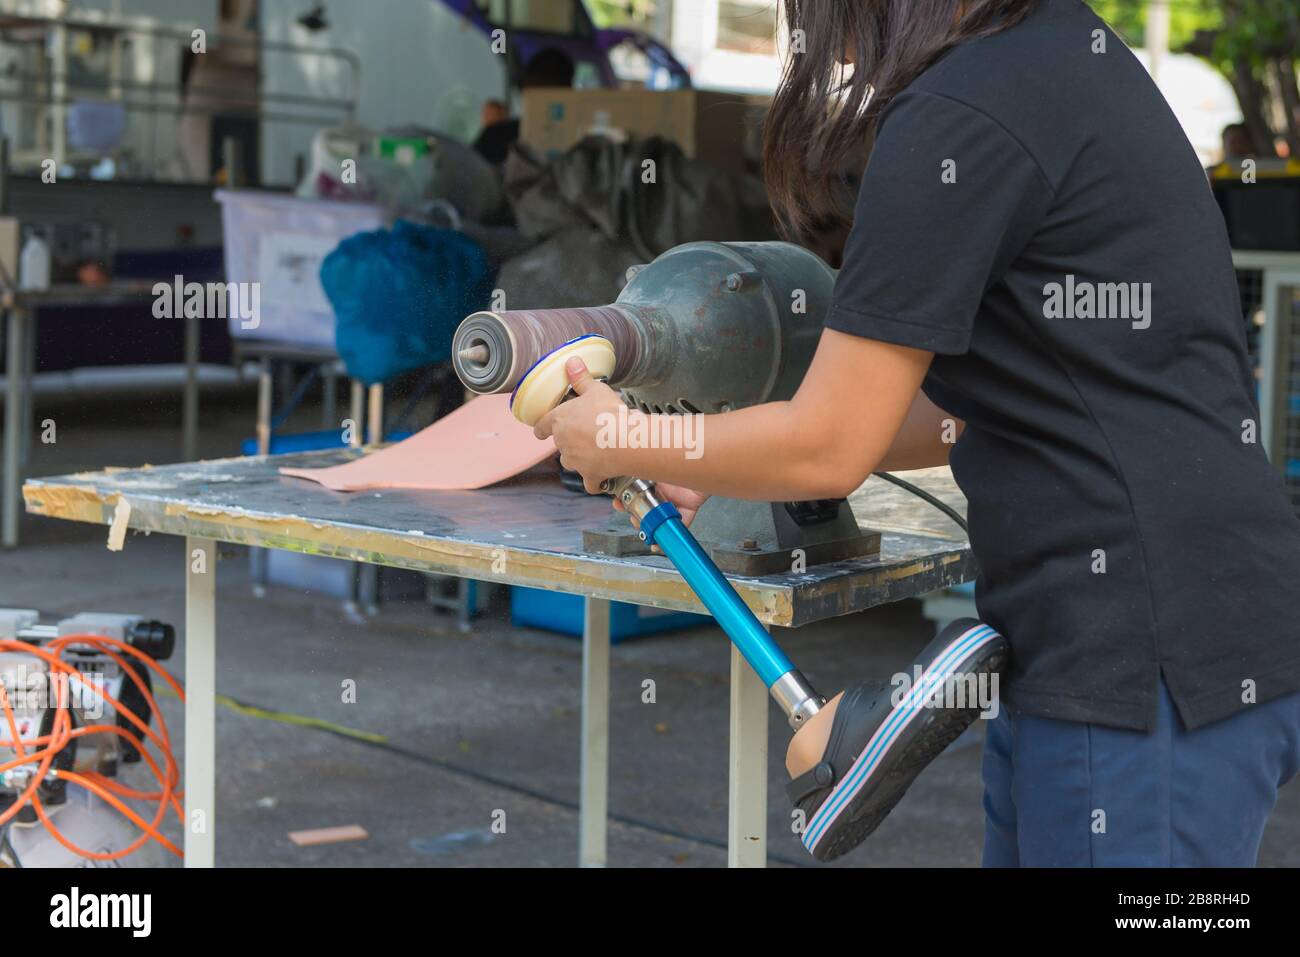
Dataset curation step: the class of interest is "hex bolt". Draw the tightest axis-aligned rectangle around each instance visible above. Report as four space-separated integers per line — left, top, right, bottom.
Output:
725 270 759 292
740 538 758 550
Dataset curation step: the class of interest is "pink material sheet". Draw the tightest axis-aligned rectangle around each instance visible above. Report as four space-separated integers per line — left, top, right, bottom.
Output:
279 393 556 492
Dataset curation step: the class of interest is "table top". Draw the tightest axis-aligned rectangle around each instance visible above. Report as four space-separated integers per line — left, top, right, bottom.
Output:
24 451 974 627
7 280 165 308
230 339 341 363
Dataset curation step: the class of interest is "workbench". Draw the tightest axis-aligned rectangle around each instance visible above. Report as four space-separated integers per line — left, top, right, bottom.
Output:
24 451 973 868
2 281 202 548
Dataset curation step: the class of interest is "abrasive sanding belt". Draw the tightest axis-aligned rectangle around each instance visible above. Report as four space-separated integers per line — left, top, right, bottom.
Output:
455 306 646 395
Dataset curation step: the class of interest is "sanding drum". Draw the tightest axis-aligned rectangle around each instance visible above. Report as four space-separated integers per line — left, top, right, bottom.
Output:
452 241 837 414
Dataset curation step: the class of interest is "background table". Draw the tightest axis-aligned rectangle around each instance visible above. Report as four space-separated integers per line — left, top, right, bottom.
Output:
2 281 197 547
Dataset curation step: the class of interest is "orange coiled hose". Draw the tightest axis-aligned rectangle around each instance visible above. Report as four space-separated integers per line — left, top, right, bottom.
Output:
0 633 185 861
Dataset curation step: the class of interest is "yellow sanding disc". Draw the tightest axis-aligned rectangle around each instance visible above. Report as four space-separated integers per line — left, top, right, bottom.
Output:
510 335 617 427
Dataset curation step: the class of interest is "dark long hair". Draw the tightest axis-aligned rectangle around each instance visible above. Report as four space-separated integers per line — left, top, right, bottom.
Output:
763 0 1039 242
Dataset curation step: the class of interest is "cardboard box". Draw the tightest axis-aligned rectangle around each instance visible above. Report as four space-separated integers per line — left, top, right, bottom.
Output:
520 88 768 176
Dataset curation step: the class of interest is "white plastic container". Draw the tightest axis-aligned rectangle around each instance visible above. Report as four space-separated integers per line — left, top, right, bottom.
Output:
215 189 390 349
18 234 51 291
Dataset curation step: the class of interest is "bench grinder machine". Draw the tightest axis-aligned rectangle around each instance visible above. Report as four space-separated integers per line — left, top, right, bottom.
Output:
452 241 881 575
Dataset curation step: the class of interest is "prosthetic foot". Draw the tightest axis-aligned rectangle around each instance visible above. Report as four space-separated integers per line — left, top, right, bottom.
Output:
509 336 1008 861
785 619 1008 861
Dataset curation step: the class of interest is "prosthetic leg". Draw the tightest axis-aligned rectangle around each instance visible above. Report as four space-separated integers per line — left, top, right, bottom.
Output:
510 335 1009 861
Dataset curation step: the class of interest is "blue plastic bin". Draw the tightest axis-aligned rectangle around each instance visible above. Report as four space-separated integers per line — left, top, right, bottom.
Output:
241 429 412 456
510 586 709 643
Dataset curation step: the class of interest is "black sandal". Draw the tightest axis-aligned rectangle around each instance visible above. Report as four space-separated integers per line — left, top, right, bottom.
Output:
789 618 1009 862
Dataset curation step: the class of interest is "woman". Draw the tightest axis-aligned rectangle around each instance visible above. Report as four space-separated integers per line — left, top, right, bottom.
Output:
537 0 1300 866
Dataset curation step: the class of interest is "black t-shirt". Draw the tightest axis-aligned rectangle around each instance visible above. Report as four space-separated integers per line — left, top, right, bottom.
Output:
827 0 1300 730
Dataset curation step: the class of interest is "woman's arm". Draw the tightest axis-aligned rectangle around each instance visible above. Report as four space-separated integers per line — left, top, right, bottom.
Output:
536 328 949 500
877 387 963 472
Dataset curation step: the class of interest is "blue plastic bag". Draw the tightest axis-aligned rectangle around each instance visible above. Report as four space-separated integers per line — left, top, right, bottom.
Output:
321 220 494 385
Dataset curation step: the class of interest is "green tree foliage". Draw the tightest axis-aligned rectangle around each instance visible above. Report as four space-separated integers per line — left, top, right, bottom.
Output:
588 0 657 28
1086 0 1222 48
1087 1 1299 156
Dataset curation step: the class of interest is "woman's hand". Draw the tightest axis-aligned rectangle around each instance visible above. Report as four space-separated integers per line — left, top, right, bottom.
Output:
533 357 628 494
533 357 711 524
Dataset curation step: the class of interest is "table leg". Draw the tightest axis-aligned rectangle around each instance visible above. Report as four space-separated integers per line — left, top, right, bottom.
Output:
182 312 200 462
2 307 27 548
356 562 379 616
185 537 217 868
579 596 611 867
19 307 35 469
728 644 768 867
255 357 272 455
349 379 364 448
367 383 383 444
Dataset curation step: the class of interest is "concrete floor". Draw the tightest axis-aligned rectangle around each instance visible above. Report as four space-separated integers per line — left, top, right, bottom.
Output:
3 386 1297 867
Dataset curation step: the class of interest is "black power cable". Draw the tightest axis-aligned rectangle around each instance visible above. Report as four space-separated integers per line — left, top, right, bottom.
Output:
872 471 969 534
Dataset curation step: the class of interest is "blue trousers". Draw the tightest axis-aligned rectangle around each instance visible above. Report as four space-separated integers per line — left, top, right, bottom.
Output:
982 678 1300 866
